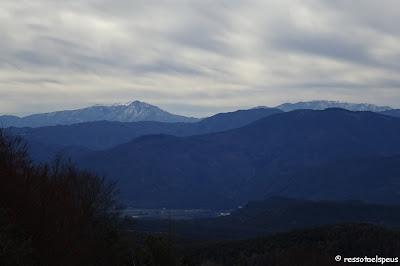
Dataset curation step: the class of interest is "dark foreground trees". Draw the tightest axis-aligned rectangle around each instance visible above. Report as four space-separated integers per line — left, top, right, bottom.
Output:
0 128 131 265
0 128 188 265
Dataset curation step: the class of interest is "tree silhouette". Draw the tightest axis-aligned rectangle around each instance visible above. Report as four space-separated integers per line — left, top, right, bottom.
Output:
0 128 128 265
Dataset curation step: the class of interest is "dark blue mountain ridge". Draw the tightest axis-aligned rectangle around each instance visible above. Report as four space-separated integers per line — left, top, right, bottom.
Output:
10 108 283 162
379 109 400 117
78 108 400 208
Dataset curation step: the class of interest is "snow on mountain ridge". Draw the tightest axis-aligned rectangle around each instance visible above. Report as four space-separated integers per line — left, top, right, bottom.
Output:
275 100 392 112
0 100 199 127
0 100 395 128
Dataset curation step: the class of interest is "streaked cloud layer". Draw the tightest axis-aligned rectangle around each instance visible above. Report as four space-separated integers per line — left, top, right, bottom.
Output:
1 0 400 117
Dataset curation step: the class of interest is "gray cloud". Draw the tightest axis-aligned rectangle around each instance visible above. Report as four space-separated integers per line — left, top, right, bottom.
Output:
273 33 373 67
0 0 399 117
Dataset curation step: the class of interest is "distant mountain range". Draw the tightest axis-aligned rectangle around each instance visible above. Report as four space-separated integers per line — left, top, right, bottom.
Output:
13 108 283 162
274 100 393 112
77 109 400 208
1 100 397 128
0 101 199 127
3 100 400 210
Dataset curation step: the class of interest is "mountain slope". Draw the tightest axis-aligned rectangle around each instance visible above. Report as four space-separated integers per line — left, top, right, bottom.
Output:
12 108 283 162
380 109 400 117
78 109 400 208
0 101 199 127
0 115 21 127
275 100 392 112
264 154 400 203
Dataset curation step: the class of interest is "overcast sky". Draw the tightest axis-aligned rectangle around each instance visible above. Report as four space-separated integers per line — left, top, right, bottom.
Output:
1 0 399 117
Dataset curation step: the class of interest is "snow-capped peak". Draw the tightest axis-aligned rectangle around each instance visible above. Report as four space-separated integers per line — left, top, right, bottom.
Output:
0 100 199 127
